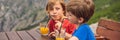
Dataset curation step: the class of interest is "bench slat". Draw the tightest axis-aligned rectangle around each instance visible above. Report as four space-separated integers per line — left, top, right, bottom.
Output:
36 30 40 34
98 19 120 31
27 30 41 40
0 32 8 40
97 26 120 40
17 31 34 40
6 31 21 40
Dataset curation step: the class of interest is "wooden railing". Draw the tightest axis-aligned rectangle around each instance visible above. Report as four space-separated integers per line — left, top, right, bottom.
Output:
0 30 49 40
96 18 120 40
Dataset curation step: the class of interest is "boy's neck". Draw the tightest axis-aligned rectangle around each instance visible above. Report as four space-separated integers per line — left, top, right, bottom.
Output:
76 23 84 29
76 23 80 29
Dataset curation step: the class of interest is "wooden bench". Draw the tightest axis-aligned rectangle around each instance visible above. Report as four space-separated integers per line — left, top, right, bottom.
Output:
0 30 49 40
96 18 120 40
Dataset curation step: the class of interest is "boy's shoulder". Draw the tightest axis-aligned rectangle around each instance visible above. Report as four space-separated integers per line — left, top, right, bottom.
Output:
79 23 89 28
78 23 91 30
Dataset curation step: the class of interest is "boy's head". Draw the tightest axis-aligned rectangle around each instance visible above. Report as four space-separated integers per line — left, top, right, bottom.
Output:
66 0 95 24
46 0 66 20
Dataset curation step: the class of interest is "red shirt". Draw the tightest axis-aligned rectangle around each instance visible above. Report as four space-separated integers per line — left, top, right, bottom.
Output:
48 19 76 34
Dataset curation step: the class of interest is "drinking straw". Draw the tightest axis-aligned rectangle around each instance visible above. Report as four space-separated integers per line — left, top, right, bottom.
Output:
58 18 65 36
45 16 50 28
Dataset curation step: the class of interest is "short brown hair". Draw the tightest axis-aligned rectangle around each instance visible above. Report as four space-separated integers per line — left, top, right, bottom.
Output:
46 0 66 15
66 0 95 23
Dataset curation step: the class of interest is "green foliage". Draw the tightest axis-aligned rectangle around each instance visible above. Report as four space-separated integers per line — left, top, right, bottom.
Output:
16 0 120 30
87 0 120 24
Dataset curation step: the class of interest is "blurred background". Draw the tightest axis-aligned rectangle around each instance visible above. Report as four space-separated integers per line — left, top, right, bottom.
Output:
0 0 120 32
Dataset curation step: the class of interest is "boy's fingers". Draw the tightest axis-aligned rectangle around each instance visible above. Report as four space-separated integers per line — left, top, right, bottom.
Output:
48 32 55 36
50 33 55 37
55 21 58 27
55 30 59 33
55 21 62 29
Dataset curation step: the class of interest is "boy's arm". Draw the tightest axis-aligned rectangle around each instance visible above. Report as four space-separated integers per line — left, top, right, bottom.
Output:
65 33 72 40
69 36 79 40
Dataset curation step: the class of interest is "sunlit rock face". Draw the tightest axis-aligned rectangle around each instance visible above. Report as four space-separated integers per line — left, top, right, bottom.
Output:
0 0 69 32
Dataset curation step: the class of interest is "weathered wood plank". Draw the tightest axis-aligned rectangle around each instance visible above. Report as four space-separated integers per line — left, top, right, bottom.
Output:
98 19 120 31
97 26 120 40
17 31 34 40
27 30 41 40
0 32 8 40
36 30 40 34
6 31 21 40
96 36 106 40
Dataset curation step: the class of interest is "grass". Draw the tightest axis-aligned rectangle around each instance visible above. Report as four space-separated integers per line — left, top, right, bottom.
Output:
87 0 120 24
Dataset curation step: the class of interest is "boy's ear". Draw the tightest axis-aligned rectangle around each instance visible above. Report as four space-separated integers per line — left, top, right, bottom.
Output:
78 17 84 23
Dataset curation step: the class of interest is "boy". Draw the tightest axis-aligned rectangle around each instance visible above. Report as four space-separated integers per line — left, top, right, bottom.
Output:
66 0 95 40
45 0 76 39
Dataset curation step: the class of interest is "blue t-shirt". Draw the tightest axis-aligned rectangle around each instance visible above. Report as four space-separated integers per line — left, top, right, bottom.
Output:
73 23 95 40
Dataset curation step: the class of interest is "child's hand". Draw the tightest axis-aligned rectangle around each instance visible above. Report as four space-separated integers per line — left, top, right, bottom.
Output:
48 29 59 37
48 31 56 37
60 28 66 35
69 36 79 40
48 31 56 40
56 28 66 37
55 21 62 30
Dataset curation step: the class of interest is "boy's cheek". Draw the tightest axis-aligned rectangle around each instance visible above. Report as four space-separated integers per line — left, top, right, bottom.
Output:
68 18 73 23
68 18 76 24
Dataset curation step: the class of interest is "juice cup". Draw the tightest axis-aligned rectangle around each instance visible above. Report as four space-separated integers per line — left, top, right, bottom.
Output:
40 26 49 36
56 37 65 40
55 28 66 40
